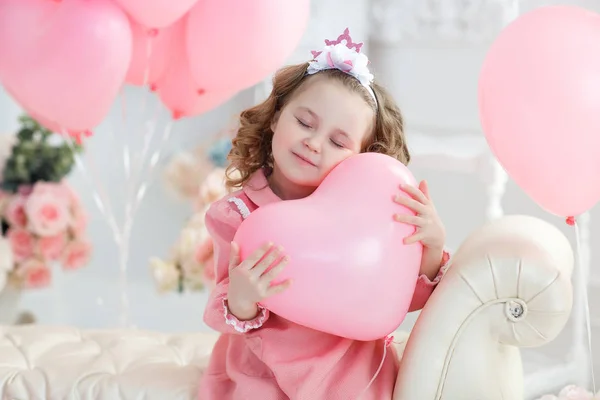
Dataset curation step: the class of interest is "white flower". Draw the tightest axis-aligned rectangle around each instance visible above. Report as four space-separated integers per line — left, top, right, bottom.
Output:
149 257 180 293
163 151 210 200
173 227 201 260
198 167 229 207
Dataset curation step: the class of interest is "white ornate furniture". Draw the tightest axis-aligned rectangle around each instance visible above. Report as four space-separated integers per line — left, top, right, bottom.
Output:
0 215 574 399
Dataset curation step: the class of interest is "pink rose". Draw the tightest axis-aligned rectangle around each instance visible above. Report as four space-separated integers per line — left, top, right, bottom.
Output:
558 385 594 400
63 183 82 207
18 258 51 289
61 239 92 270
70 202 87 237
25 184 70 236
7 227 34 261
4 194 28 228
30 181 69 201
195 237 214 264
203 258 216 287
17 185 33 196
36 232 67 260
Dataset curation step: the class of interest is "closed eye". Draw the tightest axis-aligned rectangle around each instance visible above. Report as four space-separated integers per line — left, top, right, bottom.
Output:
330 139 344 148
296 118 310 128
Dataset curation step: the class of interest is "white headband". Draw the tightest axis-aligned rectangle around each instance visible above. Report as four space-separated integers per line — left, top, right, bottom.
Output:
306 28 377 107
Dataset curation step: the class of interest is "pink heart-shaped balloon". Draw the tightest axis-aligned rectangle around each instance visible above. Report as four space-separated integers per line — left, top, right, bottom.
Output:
114 0 198 28
0 0 132 131
233 153 423 341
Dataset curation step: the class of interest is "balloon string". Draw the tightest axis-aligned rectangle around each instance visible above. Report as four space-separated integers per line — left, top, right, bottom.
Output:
64 133 121 242
131 119 175 218
120 90 131 182
142 32 155 88
573 216 596 393
357 339 388 399
126 101 160 213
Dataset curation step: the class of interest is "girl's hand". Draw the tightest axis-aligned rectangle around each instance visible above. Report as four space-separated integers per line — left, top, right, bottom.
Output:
392 180 446 280
227 242 291 320
392 180 446 250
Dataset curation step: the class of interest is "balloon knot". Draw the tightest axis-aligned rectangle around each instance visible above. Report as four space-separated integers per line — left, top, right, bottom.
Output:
197 88 206 96
149 83 157 92
69 130 93 145
384 335 394 347
172 110 184 120
147 28 159 38
566 216 576 226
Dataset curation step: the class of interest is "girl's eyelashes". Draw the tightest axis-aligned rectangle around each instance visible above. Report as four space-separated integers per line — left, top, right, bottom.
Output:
296 118 311 128
330 139 344 148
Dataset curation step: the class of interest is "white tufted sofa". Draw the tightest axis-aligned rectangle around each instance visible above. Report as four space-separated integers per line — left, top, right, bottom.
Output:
0 215 573 400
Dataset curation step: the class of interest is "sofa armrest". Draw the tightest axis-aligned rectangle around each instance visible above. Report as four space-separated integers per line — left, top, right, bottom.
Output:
393 215 574 400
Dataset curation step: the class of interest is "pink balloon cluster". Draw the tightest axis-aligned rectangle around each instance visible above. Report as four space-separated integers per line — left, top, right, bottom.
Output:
0 0 309 138
479 5 600 218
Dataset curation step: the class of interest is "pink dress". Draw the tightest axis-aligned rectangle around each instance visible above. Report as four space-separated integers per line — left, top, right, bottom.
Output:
199 170 449 400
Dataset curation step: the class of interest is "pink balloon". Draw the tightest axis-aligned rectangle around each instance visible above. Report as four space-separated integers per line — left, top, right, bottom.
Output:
233 153 423 341
126 19 179 87
479 5 600 217
0 0 132 132
156 22 235 119
3 80 91 143
187 0 310 92
114 0 198 28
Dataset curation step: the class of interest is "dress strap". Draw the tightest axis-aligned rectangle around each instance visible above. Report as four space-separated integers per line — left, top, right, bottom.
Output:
227 196 251 220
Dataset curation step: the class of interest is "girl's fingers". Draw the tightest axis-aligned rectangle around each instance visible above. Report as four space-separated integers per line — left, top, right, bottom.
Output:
266 279 292 297
240 242 274 270
393 214 424 226
394 194 427 214
400 183 429 204
228 242 241 270
260 256 290 283
404 232 425 245
251 246 284 276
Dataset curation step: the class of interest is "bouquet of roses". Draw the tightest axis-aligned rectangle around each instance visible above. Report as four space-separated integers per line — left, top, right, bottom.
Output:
1 181 91 288
0 115 91 289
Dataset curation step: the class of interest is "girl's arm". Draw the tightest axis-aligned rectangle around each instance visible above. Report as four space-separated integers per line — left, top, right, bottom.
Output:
203 199 270 333
408 248 451 312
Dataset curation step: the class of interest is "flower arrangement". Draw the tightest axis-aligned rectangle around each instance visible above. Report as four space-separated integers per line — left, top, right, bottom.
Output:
535 385 600 400
150 125 237 293
0 115 91 290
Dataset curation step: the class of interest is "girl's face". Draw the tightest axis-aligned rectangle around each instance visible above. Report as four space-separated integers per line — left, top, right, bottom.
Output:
270 75 374 199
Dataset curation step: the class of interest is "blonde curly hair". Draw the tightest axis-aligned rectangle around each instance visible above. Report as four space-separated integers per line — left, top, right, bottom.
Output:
225 62 410 189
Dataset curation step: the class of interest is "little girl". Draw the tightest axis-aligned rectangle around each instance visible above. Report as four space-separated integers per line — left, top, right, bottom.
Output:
199 29 451 400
